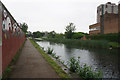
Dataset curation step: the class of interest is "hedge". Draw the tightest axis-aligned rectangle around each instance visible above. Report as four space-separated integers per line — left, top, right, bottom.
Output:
86 33 120 43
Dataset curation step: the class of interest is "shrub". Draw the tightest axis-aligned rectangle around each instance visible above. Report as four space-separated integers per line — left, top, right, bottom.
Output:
68 56 103 79
77 64 102 79
68 57 80 72
86 33 120 43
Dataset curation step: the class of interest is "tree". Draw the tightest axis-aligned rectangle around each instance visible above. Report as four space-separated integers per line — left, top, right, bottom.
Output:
72 32 85 39
21 23 28 33
33 31 45 38
65 23 76 39
48 31 56 38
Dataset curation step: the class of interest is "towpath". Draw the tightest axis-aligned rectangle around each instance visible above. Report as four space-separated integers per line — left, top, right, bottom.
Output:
9 39 59 78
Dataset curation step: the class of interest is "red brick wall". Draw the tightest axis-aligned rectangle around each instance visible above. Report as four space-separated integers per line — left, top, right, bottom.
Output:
89 23 100 35
1 2 25 72
0 2 2 76
89 30 100 35
104 14 118 34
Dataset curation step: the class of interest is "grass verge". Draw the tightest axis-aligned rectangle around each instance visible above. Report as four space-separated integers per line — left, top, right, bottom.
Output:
30 39 70 79
2 39 26 80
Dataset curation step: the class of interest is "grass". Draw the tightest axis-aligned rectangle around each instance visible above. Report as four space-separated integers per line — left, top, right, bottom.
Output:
30 39 70 79
44 38 120 49
44 38 109 48
2 39 26 80
109 42 120 48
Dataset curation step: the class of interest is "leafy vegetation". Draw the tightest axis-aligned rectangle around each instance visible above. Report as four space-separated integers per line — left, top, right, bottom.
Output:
86 33 120 43
68 57 80 72
65 23 76 39
21 23 28 33
33 31 45 38
68 57 103 79
47 47 53 54
44 38 110 49
30 39 70 78
72 32 88 39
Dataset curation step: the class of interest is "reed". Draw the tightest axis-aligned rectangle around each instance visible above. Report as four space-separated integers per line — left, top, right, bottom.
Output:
44 38 110 49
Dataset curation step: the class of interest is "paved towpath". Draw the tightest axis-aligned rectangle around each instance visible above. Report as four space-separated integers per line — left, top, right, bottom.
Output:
9 39 59 78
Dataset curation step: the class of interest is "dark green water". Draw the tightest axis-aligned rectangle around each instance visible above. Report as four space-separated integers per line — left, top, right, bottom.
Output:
37 41 120 78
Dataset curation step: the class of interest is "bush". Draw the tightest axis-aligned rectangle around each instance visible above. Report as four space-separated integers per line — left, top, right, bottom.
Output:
77 64 102 79
68 57 103 79
86 33 120 43
68 57 80 72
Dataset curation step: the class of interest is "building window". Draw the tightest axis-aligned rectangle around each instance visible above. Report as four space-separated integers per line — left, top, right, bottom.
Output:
90 27 100 31
106 5 108 8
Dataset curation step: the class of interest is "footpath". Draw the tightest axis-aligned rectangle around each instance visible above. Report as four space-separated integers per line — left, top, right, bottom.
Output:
9 39 59 78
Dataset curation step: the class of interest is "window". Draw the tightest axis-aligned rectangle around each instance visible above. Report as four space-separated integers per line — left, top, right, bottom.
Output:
106 5 108 8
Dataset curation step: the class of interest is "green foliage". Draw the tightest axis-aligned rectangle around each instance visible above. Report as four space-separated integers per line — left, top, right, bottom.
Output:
77 64 102 79
2 67 12 80
55 33 64 39
86 33 120 43
33 31 45 38
44 38 110 49
47 47 53 54
68 57 102 79
72 32 87 39
65 23 76 39
68 57 80 72
48 31 56 38
109 42 120 48
21 23 28 33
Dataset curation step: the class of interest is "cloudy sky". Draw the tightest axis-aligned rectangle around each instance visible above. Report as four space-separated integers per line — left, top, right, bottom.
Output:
1 0 119 33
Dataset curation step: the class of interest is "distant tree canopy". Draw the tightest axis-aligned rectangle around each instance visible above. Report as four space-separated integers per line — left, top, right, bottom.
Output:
33 31 45 38
65 23 76 39
72 32 88 39
48 31 56 38
32 22 88 39
21 23 28 33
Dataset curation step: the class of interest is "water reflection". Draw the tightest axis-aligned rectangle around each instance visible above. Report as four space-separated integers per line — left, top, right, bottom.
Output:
37 41 120 78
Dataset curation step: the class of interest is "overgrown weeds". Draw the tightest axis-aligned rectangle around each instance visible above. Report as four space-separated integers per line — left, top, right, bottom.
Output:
68 57 80 72
44 38 111 49
68 57 103 79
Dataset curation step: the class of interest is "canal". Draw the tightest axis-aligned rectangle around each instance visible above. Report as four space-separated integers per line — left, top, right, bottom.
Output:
37 41 120 78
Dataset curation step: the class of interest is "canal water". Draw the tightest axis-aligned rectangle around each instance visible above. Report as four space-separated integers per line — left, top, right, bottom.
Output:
37 41 120 78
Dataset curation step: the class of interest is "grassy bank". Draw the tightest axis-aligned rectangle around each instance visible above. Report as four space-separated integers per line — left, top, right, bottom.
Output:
30 39 70 78
2 40 26 80
44 38 120 49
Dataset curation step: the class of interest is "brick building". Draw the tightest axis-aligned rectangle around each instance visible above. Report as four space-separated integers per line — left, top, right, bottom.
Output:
89 2 120 35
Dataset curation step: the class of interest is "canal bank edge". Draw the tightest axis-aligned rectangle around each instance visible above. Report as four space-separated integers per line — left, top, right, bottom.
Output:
30 39 70 79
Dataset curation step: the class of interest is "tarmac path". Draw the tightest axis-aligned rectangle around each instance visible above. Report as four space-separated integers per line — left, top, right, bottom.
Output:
9 39 59 78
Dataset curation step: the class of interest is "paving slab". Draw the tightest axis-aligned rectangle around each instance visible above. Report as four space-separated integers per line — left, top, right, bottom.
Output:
9 39 59 78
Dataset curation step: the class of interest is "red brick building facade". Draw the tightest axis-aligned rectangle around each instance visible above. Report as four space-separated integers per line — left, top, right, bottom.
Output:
89 2 120 35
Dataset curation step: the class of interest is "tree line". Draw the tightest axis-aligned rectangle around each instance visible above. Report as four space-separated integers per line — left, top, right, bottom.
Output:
31 23 88 39
21 22 88 39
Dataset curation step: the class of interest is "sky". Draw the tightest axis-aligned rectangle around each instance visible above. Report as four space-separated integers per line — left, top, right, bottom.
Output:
1 0 119 33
